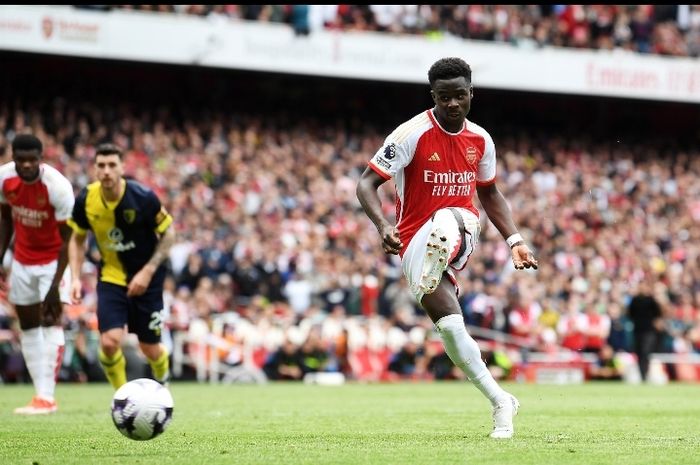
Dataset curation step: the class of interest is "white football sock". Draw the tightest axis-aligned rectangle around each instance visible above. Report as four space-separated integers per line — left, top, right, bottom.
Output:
40 326 65 401
20 327 44 398
435 313 508 406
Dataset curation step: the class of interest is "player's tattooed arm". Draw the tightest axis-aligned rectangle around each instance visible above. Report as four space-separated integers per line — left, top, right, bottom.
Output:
127 226 175 297
145 225 176 272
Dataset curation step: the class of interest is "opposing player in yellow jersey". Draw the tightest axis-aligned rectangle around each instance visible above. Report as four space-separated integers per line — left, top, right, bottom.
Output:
68 143 175 389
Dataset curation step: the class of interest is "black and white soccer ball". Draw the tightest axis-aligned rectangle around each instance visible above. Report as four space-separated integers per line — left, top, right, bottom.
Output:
111 378 174 441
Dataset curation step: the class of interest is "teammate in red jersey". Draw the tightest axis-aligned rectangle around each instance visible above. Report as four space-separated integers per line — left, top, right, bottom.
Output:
356 57 538 439
0 134 75 414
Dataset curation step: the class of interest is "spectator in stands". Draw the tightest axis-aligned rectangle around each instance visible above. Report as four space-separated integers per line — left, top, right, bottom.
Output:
97 5 700 58
426 345 463 381
583 301 611 353
356 57 537 439
588 344 623 381
262 338 303 381
298 330 332 375
483 347 513 381
387 339 426 379
606 302 631 353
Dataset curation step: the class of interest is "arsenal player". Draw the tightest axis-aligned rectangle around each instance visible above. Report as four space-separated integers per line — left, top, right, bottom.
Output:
0 134 75 414
357 57 538 439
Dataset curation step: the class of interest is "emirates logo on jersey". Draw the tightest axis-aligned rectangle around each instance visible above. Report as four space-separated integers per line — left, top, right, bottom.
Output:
465 147 477 164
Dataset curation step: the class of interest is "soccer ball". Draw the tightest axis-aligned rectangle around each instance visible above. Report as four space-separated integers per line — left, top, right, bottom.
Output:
111 378 174 441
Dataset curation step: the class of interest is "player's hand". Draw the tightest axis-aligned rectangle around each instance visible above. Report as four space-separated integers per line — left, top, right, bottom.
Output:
71 279 83 304
379 224 403 255
41 284 63 326
127 266 155 297
511 243 538 270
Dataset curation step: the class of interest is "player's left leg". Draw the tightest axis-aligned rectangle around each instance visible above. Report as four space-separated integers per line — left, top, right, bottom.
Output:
10 262 59 414
134 287 170 385
421 281 519 439
140 342 170 386
36 263 70 408
403 210 518 438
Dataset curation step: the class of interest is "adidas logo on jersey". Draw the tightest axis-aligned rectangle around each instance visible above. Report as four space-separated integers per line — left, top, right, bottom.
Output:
428 152 441 162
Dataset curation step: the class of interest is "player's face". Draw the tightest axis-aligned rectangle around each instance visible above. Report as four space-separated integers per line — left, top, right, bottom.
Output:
95 154 124 191
431 77 473 132
13 150 42 182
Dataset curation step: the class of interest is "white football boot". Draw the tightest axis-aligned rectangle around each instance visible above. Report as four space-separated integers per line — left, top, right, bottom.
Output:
490 394 519 439
418 209 464 295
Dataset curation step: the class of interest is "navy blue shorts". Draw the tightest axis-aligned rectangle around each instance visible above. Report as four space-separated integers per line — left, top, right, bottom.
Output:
96 281 165 344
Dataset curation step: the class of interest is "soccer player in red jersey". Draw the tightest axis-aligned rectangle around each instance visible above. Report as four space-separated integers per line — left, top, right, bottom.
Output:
357 57 538 439
0 134 75 414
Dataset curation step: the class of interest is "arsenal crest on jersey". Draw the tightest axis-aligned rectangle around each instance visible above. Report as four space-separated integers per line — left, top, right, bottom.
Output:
465 147 477 164
36 196 47 207
123 209 136 224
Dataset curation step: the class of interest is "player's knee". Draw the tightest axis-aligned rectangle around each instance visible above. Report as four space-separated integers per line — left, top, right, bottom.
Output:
139 342 163 360
100 333 122 355
15 305 42 330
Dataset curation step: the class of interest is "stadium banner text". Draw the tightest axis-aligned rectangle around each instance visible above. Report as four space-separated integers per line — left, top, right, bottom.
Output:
1 5 699 103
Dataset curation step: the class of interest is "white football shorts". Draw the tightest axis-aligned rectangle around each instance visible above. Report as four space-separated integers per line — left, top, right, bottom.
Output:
8 259 71 306
402 207 481 303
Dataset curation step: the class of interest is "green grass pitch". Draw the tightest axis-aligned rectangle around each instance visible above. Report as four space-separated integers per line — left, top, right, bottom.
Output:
1 381 698 465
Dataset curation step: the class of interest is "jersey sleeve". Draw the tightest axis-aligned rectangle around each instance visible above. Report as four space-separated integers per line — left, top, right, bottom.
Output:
145 190 173 234
48 175 76 222
0 162 16 204
476 130 497 185
368 134 414 180
67 188 89 235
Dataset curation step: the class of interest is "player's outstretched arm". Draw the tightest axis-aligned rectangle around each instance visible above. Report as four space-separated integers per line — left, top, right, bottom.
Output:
476 183 538 270
126 225 176 297
356 167 402 255
68 231 87 304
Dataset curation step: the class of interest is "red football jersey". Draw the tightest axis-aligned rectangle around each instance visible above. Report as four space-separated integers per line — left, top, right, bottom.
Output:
368 110 497 255
0 162 75 265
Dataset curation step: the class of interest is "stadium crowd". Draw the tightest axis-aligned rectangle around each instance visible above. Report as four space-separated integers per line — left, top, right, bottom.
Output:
0 87 699 385
75 4 700 57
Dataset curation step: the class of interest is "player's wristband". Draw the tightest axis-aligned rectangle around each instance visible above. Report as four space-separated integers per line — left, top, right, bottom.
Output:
506 233 524 248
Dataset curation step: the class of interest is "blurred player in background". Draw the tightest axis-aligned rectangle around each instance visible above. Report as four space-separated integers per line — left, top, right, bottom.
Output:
356 57 538 439
68 143 175 389
0 134 75 414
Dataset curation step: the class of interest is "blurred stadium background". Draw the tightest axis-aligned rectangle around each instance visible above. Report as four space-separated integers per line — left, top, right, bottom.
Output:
1 4 700 389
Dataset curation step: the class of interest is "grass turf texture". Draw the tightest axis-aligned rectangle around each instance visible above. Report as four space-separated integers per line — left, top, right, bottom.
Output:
0 382 698 465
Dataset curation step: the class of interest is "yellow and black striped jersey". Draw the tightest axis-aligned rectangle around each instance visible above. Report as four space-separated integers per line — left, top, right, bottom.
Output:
68 179 173 286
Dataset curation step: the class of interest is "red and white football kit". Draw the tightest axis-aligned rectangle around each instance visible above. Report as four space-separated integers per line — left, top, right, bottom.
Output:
0 162 74 305
368 109 497 300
